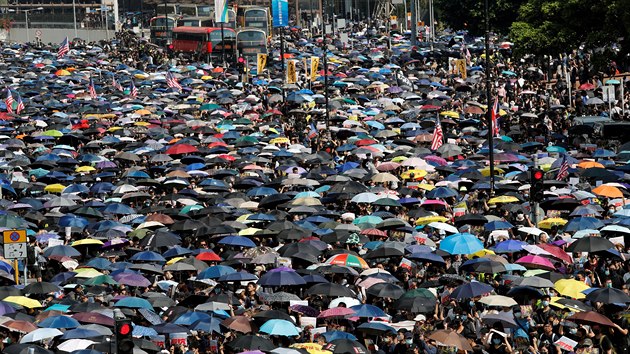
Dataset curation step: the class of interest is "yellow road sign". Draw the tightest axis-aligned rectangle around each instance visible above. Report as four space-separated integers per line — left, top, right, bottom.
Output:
3 230 26 244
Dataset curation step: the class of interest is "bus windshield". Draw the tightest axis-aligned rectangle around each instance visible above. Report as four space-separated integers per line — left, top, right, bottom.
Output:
178 19 200 27
210 29 237 43
244 9 267 28
151 17 174 28
179 5 197 16
197 5 211 17
160 4 178 15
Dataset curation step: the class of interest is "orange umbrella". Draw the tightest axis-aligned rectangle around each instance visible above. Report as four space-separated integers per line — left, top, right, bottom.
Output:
578 161 604 169
592 185 624 199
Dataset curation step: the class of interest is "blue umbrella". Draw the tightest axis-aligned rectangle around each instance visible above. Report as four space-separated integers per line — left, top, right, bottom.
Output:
350 304 386 318
174 311 212 326
494 240 526 253
302 274 329 283
62 184 89 194
439 233 484 255
218 271 258 282
426 187 458 199
0 301 16 316
198 265 237 280
191 318 222 333
592 149 616 158
322 331 358 341
246 187 278 197
38 315 80 329
61 328 102 339
356 322 396 334
130 251 166 262
257 270 306 287
485 220 514 231
163 246 192 258
102 203 136 215
408 252 445 264
260 319 300 336
133 325 159 337
114 297 153 310
154 323 190 334
450 281 494 299
43 245 81 258
218 236 256 248
86 258 112 270
564 217 605 232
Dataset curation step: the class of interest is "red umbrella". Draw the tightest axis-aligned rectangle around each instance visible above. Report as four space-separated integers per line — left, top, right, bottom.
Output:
579 83 595 90
537 244 572 264
567 311 615 327
165 144 199 155
71 312 115 327
196 252 222 261
317 307 356 319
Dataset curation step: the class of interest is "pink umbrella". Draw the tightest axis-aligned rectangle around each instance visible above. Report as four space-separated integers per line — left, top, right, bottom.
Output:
421 199 448 206
515 255 556 271
317 307 356 319
376 162 401 172
356 277 386 288
424 155 448 166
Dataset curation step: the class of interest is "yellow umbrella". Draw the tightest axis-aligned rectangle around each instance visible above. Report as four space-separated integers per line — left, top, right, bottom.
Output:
71 239 104 247
415 215 448 225
107 126 123 132
391 156 407 163
440 111 460 119
166 256 186 265
487 196 519 204
239 228 262 236
201 75 213 80
470 249 496 257
401 169 427 180
44 184 66 193
73 268 104 278
4 296 42 308
135 122 151 127
417 183 435 191
480 167 504 177
135 109 152 115
270 137 290 144
554 279 590 299
291 344 323 351
75 166 95 173
538 218 567 229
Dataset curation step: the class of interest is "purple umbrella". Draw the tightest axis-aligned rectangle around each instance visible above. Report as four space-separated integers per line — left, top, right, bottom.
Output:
0 301 16 316
113 273 152 287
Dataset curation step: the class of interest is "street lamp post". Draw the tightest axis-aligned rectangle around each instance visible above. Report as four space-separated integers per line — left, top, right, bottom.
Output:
23 7 43 44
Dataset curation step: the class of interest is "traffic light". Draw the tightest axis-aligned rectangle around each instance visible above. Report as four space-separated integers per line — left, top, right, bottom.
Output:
530 168 545 203
115 318 134 354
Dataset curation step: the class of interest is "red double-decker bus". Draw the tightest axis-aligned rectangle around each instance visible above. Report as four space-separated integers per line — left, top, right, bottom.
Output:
171 26 236 59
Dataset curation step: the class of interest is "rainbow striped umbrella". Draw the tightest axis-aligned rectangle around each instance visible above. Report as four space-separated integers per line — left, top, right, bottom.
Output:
325 254 369 269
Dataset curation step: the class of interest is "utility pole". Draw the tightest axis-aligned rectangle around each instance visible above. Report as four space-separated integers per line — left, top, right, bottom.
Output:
484 0 495 194
410 0 417 46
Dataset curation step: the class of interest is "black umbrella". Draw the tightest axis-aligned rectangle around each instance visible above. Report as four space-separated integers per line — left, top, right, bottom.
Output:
253 309 296 323
585 288 630 304
555 299 594 312
228 335 276 351
324 339 368 354
453 214 488 226
364 247 404 259
566 237 615 253
305 283 356 297
22 282 62 295
4 344 52 354
366 283 405 299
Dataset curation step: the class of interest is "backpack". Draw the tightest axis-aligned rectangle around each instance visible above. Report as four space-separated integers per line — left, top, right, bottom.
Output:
27 245 36 264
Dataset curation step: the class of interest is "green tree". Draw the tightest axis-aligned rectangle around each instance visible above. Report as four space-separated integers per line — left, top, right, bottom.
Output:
434 0 526 36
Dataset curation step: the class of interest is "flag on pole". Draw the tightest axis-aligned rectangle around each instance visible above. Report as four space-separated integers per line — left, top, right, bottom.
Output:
112 76 123 91
556 155 569 181
4 90 13 113
15 92 24 114
307 123 318 140
88 78 97 99
130 80 138 98
430 116 444 151
166 71 182 90
491 97 500 136
57 37 70 59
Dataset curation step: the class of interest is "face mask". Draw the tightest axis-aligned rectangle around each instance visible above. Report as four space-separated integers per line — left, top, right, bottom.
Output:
493 338 501 345
406 339 413 345
605 270 610 276
607 283 613 288
569 328 578 335
514 312 522 318
542 301 550 307
469 301 475 307
460 315 467 321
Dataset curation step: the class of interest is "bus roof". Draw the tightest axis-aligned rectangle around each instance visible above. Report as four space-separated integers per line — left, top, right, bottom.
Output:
179 16 212 21
150 15 177 20
237 28 267 34
173 26 236 34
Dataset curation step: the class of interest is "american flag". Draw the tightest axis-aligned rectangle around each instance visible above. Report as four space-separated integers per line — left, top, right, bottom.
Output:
88 77 97 99
112 76 123 91
130 80 138 98
430 116 444 150
15 92 24 114
4 90 13 113
57 37 70 59
491 97 500 136
556 155 569 180
166 71 182 90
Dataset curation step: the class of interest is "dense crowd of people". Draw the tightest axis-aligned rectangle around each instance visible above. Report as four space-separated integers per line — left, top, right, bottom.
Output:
0 20 626 354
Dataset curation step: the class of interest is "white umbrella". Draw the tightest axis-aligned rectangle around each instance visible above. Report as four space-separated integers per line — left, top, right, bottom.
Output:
57 339 96 352
600 225 630 234
517 227 545 236
19 328 63 343
351 192 379 204
427 222 459 234
329 296 361 308
478 295 518 307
